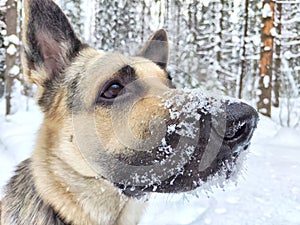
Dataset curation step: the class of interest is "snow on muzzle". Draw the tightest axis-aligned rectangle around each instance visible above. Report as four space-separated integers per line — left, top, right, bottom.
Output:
72 81 258 197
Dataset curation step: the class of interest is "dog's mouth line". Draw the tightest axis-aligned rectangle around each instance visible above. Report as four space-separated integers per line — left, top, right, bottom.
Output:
111 137 252 197
114 153 241 197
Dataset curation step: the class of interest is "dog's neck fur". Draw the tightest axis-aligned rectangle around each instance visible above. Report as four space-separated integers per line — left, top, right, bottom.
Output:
1 159 69 225
1 122 145 225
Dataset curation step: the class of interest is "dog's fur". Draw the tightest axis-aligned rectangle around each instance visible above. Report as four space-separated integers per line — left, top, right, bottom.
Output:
0 0 258 224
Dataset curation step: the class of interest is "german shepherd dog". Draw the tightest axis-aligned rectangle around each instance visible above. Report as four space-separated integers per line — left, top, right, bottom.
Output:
0 0 258 224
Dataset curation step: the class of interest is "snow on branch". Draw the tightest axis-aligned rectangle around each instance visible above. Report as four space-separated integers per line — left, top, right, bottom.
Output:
262 3 273 18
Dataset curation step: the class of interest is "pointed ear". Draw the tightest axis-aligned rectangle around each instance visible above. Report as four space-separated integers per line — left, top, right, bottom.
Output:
137 29 169 70
23 0 83 85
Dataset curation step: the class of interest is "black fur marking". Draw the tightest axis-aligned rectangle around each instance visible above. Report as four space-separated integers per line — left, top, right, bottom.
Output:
118 65 137 84
38 78 60 112
66 74 82 112
94 65 141 107
2 159 71 225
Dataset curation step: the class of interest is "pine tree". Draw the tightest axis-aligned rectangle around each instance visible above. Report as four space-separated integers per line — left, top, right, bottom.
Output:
244 0 262 101
0 4 5 98
257 0 275 117
4 0 18 115
95 0 145 55
239 0 250 99
94 0 123 51
277 2 300 126
60 0 84 38
273 1 282 107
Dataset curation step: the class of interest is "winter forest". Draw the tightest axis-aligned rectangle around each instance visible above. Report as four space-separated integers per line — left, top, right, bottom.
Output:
0 0 300 122
0 0 300 225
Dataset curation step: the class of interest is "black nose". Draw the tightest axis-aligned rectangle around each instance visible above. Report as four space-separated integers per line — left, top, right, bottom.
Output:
213 102 259 147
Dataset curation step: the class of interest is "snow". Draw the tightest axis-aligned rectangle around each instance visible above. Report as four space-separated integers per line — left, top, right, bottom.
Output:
264 46 271 51
262 3 273 19
263 98 269 105
1 98 300 225
259 108 268 114
263 75 270 88
0 98 43 195
6 44 17 56
284 50 300 60
201 0 212 7
4 34 19 46
270 27 278 37
0 0 5 7
8 65 20 76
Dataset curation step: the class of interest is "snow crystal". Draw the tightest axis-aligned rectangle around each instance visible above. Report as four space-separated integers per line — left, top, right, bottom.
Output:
252 36 261 46
232 35 240 43
263 75 270 88
202 0 211 7
4 34 19 46
284 50 292 60
6 44 17 56
259 108 268 114
264 46 271 51
0 29 6 36
9 65 20 76
257 1 263 9
256 89 262 96
262 3 273 18
270 27 278 37
263 98 269 105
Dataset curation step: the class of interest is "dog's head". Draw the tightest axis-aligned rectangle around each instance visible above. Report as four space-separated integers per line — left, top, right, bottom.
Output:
24 0 258 197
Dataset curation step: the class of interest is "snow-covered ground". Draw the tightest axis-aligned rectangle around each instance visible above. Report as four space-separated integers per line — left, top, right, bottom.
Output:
1 97 300 225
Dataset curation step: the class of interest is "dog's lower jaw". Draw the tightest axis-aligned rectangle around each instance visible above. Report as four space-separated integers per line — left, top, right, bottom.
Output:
31 141 145 225
1 132 145 225
1 159 145 225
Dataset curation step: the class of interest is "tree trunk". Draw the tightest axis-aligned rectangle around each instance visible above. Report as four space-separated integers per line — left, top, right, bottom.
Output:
257 0 275 117
4 0 18 115
273 2 282 108
217 0 224 64
0 8 5 98
238 0 249 99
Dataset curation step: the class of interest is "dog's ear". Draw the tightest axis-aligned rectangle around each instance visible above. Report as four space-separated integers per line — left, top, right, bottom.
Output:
23 0 83 85
137 29 169 69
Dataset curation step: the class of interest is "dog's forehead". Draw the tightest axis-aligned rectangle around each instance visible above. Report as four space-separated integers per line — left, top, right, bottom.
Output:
66 49 168 109
82 51 166 82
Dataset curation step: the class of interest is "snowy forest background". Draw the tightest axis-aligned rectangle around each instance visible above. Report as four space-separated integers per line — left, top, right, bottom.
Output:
0 1 300 224
0 0 299 126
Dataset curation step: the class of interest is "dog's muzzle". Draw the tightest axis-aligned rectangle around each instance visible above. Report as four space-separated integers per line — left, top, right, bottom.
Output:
110 89 259 197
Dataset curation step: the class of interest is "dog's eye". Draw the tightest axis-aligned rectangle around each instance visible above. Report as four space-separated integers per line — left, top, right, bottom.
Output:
101 82 124 99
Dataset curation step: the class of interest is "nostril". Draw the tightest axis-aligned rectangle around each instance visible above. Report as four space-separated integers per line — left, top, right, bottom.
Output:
224 122 247 141
221 102 259 143
211 102 258 145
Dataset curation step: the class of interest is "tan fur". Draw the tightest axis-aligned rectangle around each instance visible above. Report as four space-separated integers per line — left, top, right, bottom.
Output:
2 45 172 224
1 1 206 224
29 63 149 224
1 1 259 223
31 124 145 225
30 51 166 224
